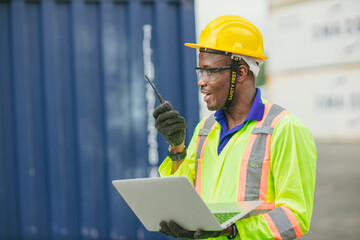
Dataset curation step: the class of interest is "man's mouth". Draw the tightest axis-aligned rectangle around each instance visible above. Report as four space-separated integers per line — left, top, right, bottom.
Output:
201 90 212 101
201 88 211 95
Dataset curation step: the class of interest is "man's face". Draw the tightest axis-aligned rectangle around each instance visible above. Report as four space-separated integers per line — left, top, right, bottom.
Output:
198 52 232 111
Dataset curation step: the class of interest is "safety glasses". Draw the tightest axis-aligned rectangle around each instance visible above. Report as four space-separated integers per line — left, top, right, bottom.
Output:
195 66 231 82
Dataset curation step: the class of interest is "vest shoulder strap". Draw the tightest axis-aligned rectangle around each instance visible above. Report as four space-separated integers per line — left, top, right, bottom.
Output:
195 114 216 160
238 102 289 203
252 103 286 134
194 114 216 193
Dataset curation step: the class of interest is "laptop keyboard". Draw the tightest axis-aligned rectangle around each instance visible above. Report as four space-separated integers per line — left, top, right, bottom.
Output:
213 212 239 224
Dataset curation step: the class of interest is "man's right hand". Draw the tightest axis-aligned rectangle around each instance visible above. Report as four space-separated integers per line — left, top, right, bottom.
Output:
159 220 222 239
153 102 187 147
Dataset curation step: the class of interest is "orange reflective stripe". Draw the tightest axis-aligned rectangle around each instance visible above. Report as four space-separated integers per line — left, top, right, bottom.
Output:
196 132 211 195
198 133 209 159
237 103 272 201
194 120 207 188
271 110 288 128
266 206 300 239
253 102 274 202
255 201 276 210
195 118 208 153
238 104 270 202
238 102 288 203
258 108 288 200
195 114 216 160
196 133 211 196
194 114 216 196
257 102 273 126
264 213 282 240
259 108 288 201
237 132 257 201
195 135 202 154
259 134 271 201
195 159 202 195
280 206 303 238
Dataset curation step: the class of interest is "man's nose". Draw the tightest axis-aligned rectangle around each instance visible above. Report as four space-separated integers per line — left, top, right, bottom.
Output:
197 76 207 87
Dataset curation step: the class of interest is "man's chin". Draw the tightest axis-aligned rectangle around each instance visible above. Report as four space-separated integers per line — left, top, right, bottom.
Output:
207 104 222 111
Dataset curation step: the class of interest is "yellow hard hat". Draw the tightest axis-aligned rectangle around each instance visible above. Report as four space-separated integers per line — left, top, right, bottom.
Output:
185 15 267 60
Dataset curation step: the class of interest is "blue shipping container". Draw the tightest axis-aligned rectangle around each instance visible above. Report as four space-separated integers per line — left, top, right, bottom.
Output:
0 0 198 239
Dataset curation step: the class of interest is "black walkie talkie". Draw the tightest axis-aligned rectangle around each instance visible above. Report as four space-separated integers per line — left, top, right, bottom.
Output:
144 75 174 111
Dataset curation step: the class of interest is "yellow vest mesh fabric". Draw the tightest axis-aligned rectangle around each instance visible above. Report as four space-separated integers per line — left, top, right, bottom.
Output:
158 100 317 240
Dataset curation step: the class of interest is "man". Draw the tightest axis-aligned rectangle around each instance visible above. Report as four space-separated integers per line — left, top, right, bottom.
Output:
153 15 317 240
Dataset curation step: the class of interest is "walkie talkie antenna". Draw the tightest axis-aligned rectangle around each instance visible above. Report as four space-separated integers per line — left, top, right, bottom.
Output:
144 75 165 104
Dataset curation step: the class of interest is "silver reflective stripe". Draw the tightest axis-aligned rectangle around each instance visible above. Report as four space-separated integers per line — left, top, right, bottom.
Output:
244 104 286 200
268 207 297 240
198 128 212 136
244 133 267 200
262 104 285 127
242 209 272 218
195 114 216 159
252 126 274 134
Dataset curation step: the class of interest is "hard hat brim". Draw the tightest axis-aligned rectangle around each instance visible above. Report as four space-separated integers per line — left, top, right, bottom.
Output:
184 43 268 60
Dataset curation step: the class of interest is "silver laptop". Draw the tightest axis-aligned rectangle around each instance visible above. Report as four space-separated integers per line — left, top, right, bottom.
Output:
112 176 263 231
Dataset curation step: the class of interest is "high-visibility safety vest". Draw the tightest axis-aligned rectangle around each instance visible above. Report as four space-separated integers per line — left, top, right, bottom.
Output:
159 100 317 240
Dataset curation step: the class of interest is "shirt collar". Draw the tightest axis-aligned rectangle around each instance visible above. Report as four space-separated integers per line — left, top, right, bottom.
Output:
214 87 265 131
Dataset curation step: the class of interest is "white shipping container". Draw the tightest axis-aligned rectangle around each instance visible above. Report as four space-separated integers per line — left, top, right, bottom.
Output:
268 65 360 142
268 0 360 73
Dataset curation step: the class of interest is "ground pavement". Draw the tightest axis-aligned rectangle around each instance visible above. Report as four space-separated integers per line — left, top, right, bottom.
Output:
301 142 360 240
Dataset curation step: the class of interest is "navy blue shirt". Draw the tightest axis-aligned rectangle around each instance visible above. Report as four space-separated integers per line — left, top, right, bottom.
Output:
214 88 265 155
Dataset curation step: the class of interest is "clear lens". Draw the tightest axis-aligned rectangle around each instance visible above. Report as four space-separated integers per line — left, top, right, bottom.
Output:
196 69 220 82
195 66 231 82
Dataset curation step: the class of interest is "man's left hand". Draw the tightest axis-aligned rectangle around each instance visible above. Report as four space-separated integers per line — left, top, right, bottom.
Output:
159 220 222 239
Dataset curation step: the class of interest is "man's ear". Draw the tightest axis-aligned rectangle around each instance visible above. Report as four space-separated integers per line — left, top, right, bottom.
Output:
237 65 248 83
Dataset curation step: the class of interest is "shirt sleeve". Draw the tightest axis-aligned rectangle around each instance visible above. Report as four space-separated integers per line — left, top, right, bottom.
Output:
235 114 317 240
158 120 203 184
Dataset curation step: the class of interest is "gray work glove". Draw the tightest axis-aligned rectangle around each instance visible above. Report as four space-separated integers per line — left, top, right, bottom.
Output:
153 102 187 146
159 220 222 239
